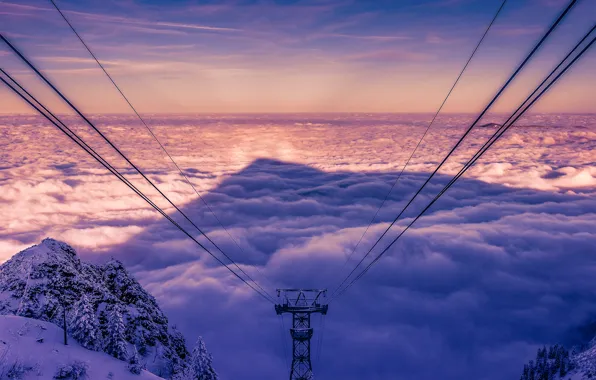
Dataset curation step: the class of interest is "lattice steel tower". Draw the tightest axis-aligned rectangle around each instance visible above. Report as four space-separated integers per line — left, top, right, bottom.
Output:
275 289 328 380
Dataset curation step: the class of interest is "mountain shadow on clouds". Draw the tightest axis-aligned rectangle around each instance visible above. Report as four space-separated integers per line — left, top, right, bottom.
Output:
96 157 590 275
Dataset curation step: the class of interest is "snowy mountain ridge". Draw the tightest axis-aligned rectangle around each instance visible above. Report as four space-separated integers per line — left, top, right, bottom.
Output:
520 339 596 380
0 238 217 379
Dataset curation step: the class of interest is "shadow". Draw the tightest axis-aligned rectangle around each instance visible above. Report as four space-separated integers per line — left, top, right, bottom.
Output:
90 157 584 274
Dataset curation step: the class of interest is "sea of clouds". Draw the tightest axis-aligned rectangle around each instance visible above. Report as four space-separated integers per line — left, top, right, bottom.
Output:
0 113 595 379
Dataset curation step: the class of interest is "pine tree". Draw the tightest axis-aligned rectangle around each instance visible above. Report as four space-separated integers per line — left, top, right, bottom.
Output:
171 326 189 361
559 359 566 378
169 326 189 375
98 309 108 332
128 346 143 375
188 337 218 380
68 294 101 350
104 304 128 360
519 344 576 380
17 284 39 318
172 337 218 380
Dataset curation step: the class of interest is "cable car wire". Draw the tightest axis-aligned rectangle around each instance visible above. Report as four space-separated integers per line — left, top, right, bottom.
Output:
333 26 595 300
330 0 578 299
451 24 595 190
331 0 507 290
0 69 274 304
0 34 275 304
47 0 271 295
335 33 595 299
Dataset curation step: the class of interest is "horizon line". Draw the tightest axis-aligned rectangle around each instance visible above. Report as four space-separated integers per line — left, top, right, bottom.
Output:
1 111 595 116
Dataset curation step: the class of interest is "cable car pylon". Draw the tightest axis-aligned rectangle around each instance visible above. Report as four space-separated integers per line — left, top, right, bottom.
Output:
275 289 328 380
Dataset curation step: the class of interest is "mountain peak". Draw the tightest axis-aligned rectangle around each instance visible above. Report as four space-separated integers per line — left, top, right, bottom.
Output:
105 257 126 269
1 238 79 273
41 236 76 251
40 236 68 247
0 238 195 379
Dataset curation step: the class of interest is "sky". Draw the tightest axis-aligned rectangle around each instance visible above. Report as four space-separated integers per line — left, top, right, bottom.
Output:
0 1 596 379
1 0 595 113
0 113 595 379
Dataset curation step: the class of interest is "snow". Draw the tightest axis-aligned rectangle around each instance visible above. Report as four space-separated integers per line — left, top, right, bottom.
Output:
0 314 163 379
567 344 596 379
0 239 211 379
174 337 217 380
16 239 75 266
520 341 596 380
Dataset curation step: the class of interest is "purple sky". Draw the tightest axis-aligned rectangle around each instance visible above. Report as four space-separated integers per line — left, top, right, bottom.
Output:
1 0 595 113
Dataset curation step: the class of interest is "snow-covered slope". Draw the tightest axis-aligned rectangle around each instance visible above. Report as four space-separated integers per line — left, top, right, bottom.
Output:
0 239 207 379
566 343 596 380
520 340 596 380
0 314 162 379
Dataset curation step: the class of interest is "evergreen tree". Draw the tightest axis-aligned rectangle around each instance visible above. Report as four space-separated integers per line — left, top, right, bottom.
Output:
104 303 128 360
188 337 218 380
519 344 575 380
171 326 189 361
128 346 143 375
68 294 101 350
169 326 189 375
559 359 566 378
133 327 148 357
98 309 108 332
173 337 218 380
17 284 39 318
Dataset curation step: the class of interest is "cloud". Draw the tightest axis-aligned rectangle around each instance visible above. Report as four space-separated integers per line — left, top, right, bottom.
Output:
0 113 595 380
59 225 145 250
31 55 232 76
322 33 411 41
0 1 241 34
425 34 446 44
152 21 239 32
0 239 31 263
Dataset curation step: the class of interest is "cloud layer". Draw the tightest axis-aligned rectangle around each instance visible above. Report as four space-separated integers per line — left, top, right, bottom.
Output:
0 113 595 379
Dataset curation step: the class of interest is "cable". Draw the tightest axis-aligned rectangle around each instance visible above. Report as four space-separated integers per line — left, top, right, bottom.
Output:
333 28 595 300
429 28 595 217
332 0 577 299
0 70 273 302
331 0 578 299
0 69 274 304
1 70 272 303
0 34 275 304
331 0 507 289
337 35 595 298
456 24 595 185
47 0 270 293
